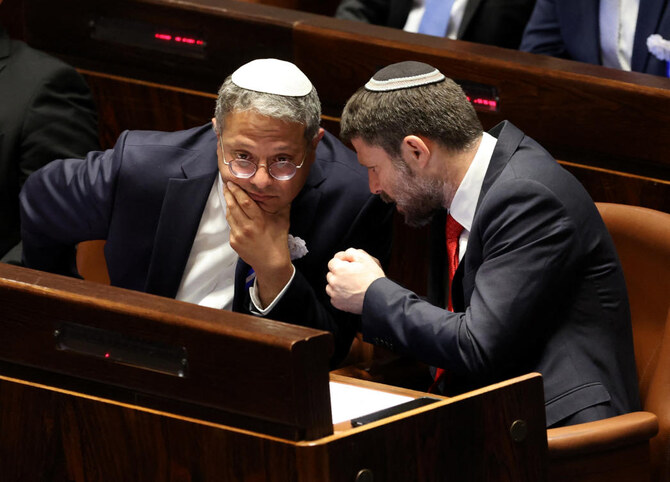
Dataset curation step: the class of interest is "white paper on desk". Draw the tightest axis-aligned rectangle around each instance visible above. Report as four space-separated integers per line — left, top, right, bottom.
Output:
330 381 414 425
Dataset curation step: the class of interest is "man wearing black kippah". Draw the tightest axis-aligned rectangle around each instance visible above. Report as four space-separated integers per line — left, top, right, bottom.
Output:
326 60 640 427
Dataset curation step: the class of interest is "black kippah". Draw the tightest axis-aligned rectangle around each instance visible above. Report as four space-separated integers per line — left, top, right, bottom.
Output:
365 61 445 92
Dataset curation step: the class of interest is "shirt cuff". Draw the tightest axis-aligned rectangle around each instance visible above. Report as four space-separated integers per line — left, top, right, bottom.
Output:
248 264 296 315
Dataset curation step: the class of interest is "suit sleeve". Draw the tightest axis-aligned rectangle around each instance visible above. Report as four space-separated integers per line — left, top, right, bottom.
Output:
361 178 577 380
519 0 569 57
19 135 125 276
19 63 99 187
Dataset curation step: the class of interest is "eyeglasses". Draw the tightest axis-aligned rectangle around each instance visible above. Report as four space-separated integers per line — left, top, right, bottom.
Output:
219 136 305 181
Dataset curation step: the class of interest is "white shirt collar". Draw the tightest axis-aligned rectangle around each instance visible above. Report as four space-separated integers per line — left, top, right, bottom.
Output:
449 131 497 232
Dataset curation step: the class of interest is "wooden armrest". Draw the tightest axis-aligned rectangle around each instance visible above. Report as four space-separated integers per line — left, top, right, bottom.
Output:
547 411 658 458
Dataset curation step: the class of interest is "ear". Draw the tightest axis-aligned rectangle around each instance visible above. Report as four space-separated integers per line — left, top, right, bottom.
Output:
211 117 218 133
400 135 431 171
311 127 325 150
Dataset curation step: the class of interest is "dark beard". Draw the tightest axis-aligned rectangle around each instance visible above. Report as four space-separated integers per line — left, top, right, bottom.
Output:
381 175 444 228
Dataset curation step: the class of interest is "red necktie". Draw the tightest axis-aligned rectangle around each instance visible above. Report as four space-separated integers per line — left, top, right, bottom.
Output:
432 214 464 391
445 214 464 311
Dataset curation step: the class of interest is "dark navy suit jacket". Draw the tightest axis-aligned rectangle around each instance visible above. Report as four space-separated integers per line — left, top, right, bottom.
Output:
521 0 670 76
336 0 536 49
362 121 640 426
20 124 393 365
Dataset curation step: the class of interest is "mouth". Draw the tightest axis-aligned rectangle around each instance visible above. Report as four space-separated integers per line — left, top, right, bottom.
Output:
247 192 275 203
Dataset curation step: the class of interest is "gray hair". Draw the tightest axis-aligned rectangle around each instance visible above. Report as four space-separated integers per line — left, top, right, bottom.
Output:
214 76 321 142
340 77 482 160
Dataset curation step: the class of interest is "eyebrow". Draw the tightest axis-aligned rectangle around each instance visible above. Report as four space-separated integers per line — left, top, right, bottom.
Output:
224 142 301 153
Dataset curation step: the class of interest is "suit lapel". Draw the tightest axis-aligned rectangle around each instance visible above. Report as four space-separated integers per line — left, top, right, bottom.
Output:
458 0 483 38
476 121 524 209
582 1 602 65
288 159 325 240
144 148 218 298
632 0 668 73
451 121 524 308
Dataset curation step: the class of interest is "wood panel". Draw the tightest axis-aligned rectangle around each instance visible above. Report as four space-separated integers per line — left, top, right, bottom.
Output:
81 70 215 148
0 262 333 440
0 372 548 481
293 18 670 174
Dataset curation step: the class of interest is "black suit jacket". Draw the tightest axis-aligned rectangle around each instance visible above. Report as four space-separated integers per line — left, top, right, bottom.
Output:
0 25 98 259
520 0 670 75
362 121 640 426
335 0 536 49
20 124 394 365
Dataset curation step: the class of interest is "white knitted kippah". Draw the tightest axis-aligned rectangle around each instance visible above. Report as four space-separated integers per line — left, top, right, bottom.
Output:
365 61 445 92
231 58 313 96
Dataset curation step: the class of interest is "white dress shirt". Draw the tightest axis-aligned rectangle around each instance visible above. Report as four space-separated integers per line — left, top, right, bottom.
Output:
599 0 640 71
176 175 238 309
448 131 497 261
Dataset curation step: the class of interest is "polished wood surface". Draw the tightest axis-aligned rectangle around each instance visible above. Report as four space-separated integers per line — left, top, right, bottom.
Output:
0 372 548 480
0 262 333 440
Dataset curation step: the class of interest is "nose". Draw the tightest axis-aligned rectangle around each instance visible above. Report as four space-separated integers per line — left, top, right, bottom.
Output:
250 163 273 190
368 171 381 194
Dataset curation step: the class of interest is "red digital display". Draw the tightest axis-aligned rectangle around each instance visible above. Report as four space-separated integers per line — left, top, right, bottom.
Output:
155 32 205 46
466 95 498 112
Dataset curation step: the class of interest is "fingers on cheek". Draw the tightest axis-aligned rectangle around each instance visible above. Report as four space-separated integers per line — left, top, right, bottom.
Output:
239 197 254 211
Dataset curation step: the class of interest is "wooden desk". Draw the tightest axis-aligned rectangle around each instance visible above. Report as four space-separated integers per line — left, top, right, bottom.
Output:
0 262 548 480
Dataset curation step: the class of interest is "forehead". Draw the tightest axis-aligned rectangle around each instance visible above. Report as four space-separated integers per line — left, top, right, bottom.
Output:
222 110 306 150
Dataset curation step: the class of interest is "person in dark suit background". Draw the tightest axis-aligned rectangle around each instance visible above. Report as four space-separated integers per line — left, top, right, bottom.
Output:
20 58 393 367
0 2 99 263
335 0 536 49
521 0 670 76
326 60 640 426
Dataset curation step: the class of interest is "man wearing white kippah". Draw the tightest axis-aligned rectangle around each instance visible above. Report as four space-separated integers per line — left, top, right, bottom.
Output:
19 58 393 366
326 60 640 426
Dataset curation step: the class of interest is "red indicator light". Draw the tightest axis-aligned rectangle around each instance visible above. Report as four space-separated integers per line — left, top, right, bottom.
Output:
104 352 110 358
466 96 498 112
154 32 206 48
